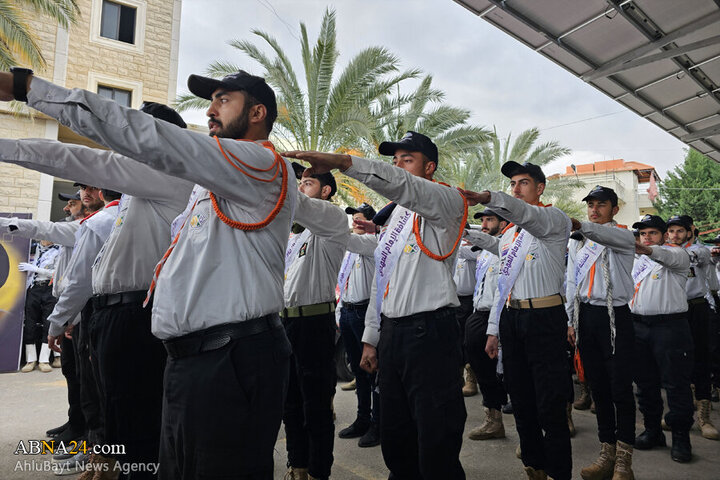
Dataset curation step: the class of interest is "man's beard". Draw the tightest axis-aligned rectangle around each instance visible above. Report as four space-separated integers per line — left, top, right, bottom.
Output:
210 105 251 139
83 198 104 212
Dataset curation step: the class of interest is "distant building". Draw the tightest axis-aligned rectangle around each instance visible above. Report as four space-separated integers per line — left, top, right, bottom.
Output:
553 159 660 226
0 0 183 221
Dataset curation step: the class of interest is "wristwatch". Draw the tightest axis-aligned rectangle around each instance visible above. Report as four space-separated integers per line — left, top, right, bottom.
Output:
9 67 34 102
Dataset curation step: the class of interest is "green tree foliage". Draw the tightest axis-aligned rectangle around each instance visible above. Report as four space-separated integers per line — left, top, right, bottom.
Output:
654 148 720 239
0 0 79 70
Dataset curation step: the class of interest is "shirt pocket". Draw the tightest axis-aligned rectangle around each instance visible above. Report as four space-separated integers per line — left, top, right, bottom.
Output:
187 197 211 238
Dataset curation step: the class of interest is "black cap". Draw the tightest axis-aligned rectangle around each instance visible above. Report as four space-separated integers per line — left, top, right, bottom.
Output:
373 202 397 226
345 203 377 220
379 131 439 165
667 215 691 230
501 161 546 184
708 234 720 244
473 208 507 223
679 214 694 227
291 162 337 198
187 70 277 121
73 182 87 188
632 214 667 232
140 102 187 128
582 185 618 206
570 231 584 241
57 190 81 201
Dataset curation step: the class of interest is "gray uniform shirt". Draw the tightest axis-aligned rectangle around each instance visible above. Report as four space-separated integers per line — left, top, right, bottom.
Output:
344 156 466 347
0 139 193 294
342 234 377 304
684 244 712 300
27 77 296 340
565 221 636 322
630 245 690 316
284 194 348 308
485 192 571 337
464 230 502 312
454 243 478 297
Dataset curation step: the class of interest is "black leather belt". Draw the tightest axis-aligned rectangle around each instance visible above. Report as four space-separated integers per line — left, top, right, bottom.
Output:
164 315 281 359
688 297 708 306
92 290 147 309
342 300 369 310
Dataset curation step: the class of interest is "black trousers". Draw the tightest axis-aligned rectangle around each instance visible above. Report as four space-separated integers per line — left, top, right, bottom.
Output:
455 295 474 364
92 300 166 479
61 334 86 433
159 320 291 480
465 309 507 410
23 283 56 345
282 312 337 479
74 301 105 445
688 300 712 401
339 303 379 423
710 294 720 388
633 313 694 432
378 307 466 480
499 304 571 480
577 303 635 445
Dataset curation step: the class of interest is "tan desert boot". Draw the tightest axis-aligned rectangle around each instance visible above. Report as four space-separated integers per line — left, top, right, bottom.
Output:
580 442 615 480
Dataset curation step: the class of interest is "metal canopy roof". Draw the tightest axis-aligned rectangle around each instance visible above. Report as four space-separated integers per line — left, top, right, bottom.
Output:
453 0 720 162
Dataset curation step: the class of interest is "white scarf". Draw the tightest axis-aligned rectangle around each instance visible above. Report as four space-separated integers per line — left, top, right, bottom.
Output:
493 228 534 326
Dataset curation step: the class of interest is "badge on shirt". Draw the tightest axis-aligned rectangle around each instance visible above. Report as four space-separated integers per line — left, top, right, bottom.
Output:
115 216 124 227
403 243 419 254
525 252 536 262
298 242 308 257
652 273 661 280
189 211 208 229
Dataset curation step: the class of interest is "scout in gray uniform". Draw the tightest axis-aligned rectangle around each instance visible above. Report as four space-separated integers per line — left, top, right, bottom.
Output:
461 161 573 480
0 197 85 443
0 103 193 477
337 203 380 448
565 186 636 480
0 69 295 479
666 215 719 440
285 131 468 480
630 214 693 463
454 237 479 397
283 164 348 480
18 241 60 373
463 208 509 441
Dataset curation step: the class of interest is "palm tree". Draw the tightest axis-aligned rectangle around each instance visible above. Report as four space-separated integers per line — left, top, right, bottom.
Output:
1 0 80 70
440 127 584 219
175 8 419 156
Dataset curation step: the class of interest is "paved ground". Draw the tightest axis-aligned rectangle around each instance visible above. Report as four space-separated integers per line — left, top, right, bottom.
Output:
1 368 719 479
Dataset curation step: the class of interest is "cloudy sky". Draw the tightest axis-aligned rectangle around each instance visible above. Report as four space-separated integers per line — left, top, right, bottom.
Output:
175 0 688 178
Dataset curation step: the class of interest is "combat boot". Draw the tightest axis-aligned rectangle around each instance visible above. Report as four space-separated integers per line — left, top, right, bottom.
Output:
696 399 719 440
524 466 548 479
574 382 592 410
567 403 576 437
468 408 505 440
462 364 478 396
612 441 634 480
670 430 691 463
580 442 615 480
284 467 309 480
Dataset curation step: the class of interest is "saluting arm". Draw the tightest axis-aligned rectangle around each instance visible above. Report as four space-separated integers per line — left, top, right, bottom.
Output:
579 221 635 253
347 233 377 256
485 191 569 241
23 77 280 206
464 230 500 256
294 194 349 246
0 139 193 205
0 217 78 246
649 245 690 273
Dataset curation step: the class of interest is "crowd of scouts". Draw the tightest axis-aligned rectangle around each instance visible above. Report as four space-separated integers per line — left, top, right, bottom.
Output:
1 66 719 480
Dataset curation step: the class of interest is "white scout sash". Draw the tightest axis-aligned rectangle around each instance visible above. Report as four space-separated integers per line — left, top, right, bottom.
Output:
171 185 202 239
569 240 605 301
493 228 534 326
632 254 658 285
373 207 414 324
473 250 494 298
337 252 357 300
284 228 312 275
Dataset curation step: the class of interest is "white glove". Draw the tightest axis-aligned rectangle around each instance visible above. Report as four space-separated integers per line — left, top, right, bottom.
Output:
18 262 39 273
0 217 10 228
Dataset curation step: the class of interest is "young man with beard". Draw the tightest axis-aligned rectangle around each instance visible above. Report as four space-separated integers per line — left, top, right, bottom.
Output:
1 69 295 479
462 208 509 442
284 131 468 480
565 186 636 480
0 103 194 478
337 203 380 449
630 214 694 463
460 162 572 480
666 215 719 440
283 164 348 480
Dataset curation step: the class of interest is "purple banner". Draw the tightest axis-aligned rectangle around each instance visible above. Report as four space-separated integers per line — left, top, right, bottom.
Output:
0 213 31 373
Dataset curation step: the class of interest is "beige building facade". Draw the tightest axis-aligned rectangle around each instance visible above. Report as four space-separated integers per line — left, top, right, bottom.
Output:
555 159 660 227
0 0 182 221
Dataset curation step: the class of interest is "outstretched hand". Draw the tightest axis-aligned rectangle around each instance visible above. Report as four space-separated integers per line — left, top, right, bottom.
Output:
570 218 582 231
457 188 490 207
282 151 352 175
353 218 378 234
